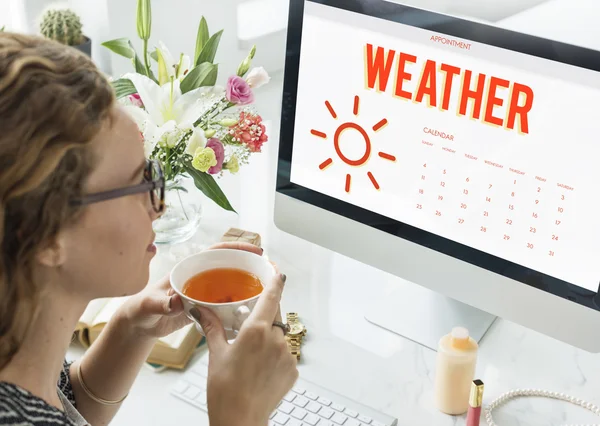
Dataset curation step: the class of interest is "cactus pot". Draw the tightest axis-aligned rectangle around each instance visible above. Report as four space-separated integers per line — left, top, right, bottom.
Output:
74 36 91 57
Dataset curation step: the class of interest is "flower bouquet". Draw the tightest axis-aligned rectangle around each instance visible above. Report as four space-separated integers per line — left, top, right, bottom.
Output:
102 0 269 242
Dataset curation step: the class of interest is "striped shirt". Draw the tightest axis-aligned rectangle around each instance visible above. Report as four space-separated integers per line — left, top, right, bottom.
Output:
0 360 85 426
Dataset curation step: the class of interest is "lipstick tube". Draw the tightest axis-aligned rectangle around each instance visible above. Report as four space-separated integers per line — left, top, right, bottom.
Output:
466 379 484 426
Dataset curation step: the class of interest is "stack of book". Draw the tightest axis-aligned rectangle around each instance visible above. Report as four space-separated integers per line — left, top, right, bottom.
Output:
73 297 203 370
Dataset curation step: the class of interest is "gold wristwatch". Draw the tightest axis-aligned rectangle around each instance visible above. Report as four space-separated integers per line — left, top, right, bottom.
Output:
285 312 306 360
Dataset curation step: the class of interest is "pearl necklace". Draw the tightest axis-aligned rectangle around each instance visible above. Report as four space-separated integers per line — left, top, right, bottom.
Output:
485 389 600 426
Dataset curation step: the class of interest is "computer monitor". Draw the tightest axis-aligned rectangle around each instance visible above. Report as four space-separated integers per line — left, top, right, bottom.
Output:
274 0 600 353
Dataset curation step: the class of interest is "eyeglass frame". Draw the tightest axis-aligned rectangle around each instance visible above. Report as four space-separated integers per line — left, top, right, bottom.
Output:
69 159 166 213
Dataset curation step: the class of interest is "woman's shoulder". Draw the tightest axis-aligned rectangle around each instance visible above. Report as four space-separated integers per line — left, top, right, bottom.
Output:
0 360 77 426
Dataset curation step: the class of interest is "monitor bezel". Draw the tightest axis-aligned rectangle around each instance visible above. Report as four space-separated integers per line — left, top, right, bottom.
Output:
276 0 600 311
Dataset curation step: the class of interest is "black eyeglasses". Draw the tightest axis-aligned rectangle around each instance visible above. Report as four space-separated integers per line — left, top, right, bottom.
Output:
70 159 165 213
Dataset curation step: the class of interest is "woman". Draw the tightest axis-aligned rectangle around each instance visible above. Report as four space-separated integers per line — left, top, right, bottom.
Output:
0 32 298 426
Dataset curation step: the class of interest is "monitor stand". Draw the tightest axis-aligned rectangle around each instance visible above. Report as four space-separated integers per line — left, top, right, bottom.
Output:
364 279 497 352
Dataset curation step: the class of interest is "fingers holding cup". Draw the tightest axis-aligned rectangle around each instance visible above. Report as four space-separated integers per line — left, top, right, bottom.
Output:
208 241 263 256
249 273 286 324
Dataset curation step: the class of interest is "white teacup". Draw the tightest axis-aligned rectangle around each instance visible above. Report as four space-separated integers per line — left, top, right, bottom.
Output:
170 248 276 338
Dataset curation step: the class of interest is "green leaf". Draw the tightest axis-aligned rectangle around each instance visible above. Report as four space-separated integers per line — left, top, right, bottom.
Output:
150 50 158 61
183 160 236 212
133 54 147 75
102 38 135 59
180 63 218 94
112 78 137 99
195 29 223 66
103 38 156 82
167 185 188 193
194 17 209 65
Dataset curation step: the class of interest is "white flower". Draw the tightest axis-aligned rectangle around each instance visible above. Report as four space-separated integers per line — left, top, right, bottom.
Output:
185 127 207 156
150 120 177 153
166 130 181 148
122 104 166 157
156 41 176 82
177 54 191 80
155 41 191 82
246 66 270 89
122 72 225 156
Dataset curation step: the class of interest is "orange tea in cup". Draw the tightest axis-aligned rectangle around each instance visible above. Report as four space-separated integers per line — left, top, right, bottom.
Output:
182 267 263 304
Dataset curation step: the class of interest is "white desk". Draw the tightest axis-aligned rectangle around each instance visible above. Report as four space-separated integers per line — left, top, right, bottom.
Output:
67 143 600 426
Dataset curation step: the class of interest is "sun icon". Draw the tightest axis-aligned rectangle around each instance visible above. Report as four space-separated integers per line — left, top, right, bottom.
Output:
310 95 396 193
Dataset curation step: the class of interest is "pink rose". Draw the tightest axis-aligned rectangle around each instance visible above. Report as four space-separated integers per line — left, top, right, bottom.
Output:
206 138 225 174
226 75 254 105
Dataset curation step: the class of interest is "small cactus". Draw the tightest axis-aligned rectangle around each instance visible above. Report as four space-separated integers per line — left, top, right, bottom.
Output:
39 8 84 46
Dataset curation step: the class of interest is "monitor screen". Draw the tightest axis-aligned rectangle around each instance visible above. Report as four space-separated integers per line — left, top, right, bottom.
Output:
277 0 600 308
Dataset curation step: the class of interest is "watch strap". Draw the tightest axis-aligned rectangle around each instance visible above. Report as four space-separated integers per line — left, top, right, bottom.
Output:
285 313 303 360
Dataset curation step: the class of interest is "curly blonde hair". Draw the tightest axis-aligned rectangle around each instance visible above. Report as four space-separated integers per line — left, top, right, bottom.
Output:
0 32 115 369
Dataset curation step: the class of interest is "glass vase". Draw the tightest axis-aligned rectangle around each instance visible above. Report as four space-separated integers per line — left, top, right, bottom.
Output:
153 177 203 245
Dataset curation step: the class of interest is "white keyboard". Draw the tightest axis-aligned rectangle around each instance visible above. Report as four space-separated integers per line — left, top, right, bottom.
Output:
170 352 399 426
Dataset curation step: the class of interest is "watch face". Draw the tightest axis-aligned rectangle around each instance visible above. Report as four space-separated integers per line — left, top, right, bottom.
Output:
289 323 305 335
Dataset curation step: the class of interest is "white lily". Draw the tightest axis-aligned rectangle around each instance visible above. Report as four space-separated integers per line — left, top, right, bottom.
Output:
155 41 191 82
123 72 224 156
155 41 176 84
121 104 176 157
176 54 191 80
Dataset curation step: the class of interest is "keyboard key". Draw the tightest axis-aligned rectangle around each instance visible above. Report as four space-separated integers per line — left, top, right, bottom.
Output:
345 419 361 426
306 392 319 400
192 363 209 377
293 396 309 408
183 386 201 400
319 408 334 419
279 402 295 414
287 419 303 426
372 422 386 426
291 407 307 420
270 411 277 419
306 401 322 413
304 413 321 425
195 392 207 405
172 380 188 394
344 409 358 418
318 397 332 406
283 392 297 403
332 403 345 412
316 421 334 426
273 413 290 425
358 415 372 424
331 413 348 425
293 387 306 395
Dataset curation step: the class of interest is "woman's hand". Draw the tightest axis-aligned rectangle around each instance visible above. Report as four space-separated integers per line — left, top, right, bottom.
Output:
119 241 264 339
117 272 191 339
191 273 298 426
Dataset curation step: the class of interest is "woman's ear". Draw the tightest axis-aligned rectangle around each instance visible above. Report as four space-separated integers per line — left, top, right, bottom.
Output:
35 236 67 268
